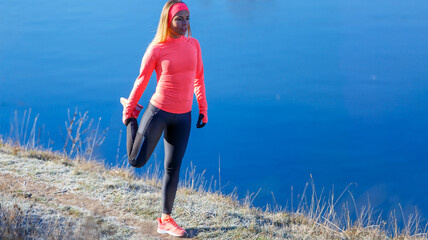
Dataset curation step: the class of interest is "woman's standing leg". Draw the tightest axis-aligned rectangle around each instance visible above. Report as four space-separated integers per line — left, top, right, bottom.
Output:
162 112 191 215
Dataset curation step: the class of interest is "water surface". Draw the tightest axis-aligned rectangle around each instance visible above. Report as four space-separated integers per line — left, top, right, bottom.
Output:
1 0 428 220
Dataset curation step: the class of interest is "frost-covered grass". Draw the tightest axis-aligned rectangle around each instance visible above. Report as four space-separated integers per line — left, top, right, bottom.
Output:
1 139 427 239
0 188 137 240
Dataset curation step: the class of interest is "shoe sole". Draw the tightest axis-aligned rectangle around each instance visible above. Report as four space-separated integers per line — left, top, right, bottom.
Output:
157 228 184 237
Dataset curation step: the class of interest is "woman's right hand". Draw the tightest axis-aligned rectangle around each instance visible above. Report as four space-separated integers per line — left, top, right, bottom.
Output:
123 111 132 125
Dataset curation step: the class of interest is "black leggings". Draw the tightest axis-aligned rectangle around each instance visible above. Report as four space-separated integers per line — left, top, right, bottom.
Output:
126 103 191 214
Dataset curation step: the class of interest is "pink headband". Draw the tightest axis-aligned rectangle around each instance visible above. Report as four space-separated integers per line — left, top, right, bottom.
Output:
168 3 189 26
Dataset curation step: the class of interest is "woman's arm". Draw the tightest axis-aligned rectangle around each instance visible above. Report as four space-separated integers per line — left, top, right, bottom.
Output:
123 46 159 124
193 39 208 124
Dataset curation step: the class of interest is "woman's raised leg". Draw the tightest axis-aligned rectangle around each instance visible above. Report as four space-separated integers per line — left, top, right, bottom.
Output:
126 104 166 168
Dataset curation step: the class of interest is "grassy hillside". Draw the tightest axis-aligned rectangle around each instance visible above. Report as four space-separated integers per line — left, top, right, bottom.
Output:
1 138 427 239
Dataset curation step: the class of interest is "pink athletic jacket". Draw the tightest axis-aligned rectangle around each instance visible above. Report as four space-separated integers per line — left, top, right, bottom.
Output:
123 36 208 124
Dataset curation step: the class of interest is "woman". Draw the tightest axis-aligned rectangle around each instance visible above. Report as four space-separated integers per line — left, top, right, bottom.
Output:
120 0 207 237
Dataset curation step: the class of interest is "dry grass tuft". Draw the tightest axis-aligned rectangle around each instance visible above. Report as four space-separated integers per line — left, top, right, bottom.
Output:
108 167 137 181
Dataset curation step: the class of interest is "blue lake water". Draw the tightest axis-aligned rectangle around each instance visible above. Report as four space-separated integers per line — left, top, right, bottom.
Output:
1 0 428 221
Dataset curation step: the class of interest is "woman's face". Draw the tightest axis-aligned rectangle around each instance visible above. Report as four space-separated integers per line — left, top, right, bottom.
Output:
169 10 189 38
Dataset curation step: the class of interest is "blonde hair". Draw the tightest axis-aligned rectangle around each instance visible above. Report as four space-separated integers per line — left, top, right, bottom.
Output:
150 0 192 47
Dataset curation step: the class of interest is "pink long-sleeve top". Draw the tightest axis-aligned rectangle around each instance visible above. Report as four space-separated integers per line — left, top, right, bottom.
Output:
123 36 208 123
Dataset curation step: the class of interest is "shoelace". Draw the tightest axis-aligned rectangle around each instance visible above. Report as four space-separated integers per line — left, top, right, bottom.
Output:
164 218 180 228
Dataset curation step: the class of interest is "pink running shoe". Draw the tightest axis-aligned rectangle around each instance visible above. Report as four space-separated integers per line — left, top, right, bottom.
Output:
157 217 187 237
120 97 143 119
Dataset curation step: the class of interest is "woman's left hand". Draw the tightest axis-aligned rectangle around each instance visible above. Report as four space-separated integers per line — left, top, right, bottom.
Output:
196 114 206 128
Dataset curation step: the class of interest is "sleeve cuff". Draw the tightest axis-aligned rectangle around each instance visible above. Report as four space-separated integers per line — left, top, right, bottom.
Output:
199 109 208 123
